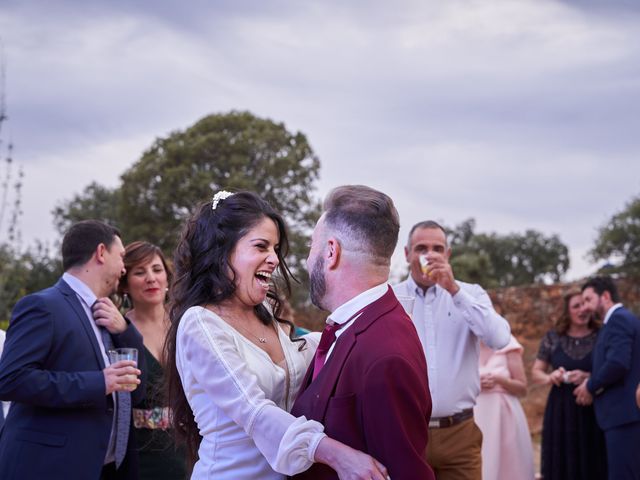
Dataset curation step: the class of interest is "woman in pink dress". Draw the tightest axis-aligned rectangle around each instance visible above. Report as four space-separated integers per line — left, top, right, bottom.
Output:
474 335 534 480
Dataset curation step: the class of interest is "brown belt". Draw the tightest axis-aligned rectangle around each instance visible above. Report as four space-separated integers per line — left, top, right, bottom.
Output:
428 408 474 429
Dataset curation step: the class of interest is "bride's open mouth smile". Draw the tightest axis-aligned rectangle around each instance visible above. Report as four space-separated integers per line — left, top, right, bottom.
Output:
255 271 272 290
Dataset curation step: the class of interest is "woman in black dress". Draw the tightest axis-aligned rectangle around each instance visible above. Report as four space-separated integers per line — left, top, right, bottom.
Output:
531 289 606 479
119 241 186 479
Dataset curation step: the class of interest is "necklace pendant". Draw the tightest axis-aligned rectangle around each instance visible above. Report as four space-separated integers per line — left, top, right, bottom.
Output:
259 337 267 343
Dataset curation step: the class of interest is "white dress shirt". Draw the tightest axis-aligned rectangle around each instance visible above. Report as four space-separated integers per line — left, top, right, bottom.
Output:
0 329 9 418
603 303 623 325
393 277 510 417
325 282 389 360
62 273 110 365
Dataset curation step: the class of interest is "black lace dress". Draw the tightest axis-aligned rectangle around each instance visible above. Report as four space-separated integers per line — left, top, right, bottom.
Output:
537 330 607 480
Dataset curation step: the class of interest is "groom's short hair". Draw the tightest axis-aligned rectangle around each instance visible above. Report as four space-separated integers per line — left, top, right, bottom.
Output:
323 185 399 266
62 220 121 271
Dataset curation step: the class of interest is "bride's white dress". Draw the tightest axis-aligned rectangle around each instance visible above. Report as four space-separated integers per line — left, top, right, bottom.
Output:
176 306 324 479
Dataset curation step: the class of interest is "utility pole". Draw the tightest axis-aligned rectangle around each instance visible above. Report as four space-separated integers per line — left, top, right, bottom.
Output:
0 39 22 247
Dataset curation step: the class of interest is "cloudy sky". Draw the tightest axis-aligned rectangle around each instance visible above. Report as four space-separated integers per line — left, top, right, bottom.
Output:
1 0 639 280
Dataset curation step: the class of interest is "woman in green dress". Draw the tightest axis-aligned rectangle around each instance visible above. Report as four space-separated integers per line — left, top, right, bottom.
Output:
119 241 186 479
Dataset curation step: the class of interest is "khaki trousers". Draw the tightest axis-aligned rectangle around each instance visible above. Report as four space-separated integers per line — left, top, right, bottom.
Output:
426 417 482 480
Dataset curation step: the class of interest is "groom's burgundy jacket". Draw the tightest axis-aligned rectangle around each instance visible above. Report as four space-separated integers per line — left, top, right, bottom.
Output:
291 287 435 480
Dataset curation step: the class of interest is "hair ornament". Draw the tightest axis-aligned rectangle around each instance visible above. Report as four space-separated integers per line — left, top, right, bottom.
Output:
212 190 234 210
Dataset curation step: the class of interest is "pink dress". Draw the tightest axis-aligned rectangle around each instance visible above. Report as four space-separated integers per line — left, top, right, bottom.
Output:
474 336 534 480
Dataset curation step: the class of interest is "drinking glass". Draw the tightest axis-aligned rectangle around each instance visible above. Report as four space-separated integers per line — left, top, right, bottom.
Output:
108 348 139 390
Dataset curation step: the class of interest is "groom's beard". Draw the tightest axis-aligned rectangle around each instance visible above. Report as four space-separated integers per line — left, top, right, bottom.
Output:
309 255 327 311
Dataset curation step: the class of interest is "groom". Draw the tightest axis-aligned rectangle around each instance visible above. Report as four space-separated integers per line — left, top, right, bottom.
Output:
292 185 434 480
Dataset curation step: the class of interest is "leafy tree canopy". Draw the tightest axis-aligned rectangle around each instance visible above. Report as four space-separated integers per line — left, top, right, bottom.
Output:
590 194 640 275
447 218 570 288
117 111 320 257
53 182 119 235
53 111 321 306
0 242 61 324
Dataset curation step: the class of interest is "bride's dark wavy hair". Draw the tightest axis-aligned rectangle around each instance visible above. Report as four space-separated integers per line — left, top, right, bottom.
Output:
164 191 304 469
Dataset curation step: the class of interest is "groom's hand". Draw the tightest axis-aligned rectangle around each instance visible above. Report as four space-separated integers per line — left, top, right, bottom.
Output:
314 437 389 480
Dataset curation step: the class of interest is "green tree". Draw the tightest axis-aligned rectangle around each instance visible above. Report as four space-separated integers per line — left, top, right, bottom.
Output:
53 111 322 306
0 242 61 324
449 250 494 286
448 219 570 287
117 111 320 255
590 194 640 275
52 182 119 234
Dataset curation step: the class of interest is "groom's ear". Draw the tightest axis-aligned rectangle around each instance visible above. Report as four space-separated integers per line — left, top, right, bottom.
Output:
326 237 341 270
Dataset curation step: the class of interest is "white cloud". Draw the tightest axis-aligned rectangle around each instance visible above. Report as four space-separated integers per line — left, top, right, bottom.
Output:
2 0 640 283
18 133 152 245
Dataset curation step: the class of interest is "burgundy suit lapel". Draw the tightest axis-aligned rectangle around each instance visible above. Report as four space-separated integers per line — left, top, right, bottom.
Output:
308 331 358 419
301 287 399 420
296 358 315 399
294 324 359 403
351 286 398 335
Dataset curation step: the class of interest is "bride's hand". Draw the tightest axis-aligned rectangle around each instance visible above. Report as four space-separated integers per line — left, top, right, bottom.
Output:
315 437 389 480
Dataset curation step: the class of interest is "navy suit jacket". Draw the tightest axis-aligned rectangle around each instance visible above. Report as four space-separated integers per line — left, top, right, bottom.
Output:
587 305 640 430
0 278 146 479
291 288 435 480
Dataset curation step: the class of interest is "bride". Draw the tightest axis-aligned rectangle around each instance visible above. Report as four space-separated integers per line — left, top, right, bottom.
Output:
165 191 387 479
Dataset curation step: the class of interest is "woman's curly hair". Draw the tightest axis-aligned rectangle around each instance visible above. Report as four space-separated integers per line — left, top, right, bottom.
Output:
164 191 304 469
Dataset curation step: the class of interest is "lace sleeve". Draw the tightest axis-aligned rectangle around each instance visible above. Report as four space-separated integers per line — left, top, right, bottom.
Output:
536 330 557 363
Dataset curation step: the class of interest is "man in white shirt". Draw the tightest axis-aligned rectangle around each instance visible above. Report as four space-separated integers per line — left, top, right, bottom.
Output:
393 220 510 480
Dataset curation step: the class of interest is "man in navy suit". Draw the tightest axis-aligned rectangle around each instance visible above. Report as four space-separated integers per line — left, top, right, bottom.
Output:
0 220 145 479
574 276 640 480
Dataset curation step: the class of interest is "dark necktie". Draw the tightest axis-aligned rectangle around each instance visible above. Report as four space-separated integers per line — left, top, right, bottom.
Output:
313 321 345 380
312 306 370 380
98 320 131 468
